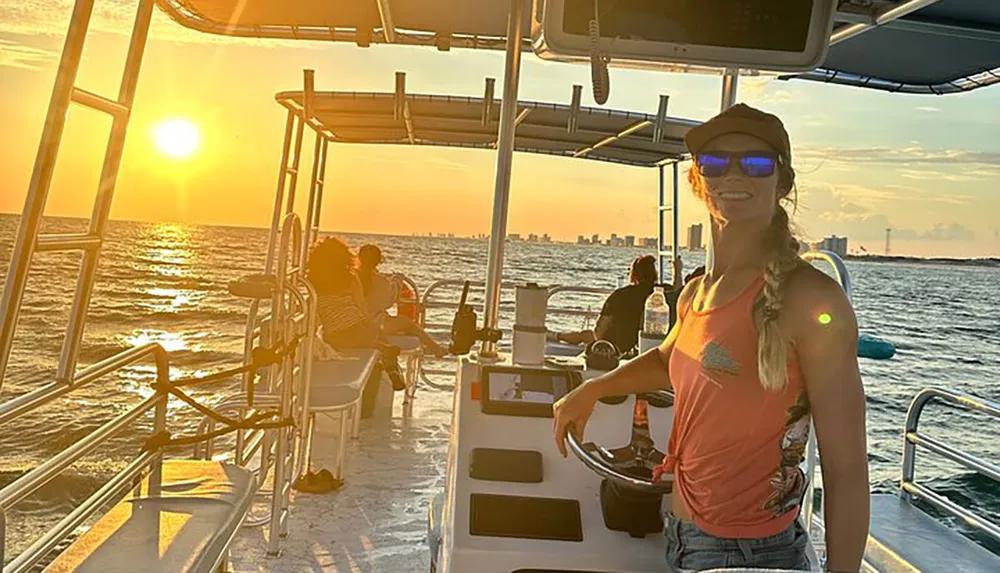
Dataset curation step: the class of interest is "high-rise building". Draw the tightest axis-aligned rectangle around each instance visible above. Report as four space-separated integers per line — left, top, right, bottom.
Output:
577 235 586 245
541 234 551 243
507 233 521 241
527 233 538 242
592 234 600 245
818 235 848 257
687 224 704 251
625 235 635 247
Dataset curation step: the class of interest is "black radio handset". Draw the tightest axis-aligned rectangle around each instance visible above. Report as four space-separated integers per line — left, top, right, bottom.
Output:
449 281 478 355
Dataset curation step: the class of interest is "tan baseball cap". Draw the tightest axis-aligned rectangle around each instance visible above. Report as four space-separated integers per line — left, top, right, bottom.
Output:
685 104 792 163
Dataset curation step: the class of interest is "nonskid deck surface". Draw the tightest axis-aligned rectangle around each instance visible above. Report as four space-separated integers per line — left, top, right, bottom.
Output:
231 391 450 572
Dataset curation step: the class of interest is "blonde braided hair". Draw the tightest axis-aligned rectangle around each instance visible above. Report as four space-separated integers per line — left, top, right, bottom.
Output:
754 204 806 391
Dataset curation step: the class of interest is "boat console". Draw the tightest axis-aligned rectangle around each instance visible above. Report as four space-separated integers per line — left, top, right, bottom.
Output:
435 357 677 573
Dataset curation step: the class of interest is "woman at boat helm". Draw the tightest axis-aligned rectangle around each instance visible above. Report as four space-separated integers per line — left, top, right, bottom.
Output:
554 104 869 571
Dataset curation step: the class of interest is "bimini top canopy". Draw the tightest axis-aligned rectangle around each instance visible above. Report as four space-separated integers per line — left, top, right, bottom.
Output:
275 90 698 167
157 0 1000 95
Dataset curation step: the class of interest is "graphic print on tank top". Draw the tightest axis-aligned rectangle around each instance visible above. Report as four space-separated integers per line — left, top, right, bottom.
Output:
700 341 741 376
762 390 811 516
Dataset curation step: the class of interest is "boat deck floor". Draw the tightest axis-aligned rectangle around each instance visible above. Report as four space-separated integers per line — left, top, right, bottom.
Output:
231 387 449 573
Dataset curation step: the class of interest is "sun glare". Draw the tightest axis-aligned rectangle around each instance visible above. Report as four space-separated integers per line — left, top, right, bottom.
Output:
153 118 200 159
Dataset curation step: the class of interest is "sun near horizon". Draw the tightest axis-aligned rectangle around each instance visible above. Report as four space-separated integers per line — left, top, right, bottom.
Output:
152 118 200 159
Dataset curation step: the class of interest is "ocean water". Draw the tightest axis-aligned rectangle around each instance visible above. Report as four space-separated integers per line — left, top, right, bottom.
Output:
2 214 999 559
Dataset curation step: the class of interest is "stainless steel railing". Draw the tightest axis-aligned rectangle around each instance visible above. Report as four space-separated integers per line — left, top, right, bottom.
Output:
419 279 611 329
0 343 169 573
798 249 853 536
413 279 612 382
801 250 854 304
900 387 1000 543
2 214 312 569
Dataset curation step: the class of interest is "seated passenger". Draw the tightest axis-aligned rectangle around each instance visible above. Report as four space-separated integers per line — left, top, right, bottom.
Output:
357 244 448 358
307 238 406 391
554 104 868 572
556 255 660 354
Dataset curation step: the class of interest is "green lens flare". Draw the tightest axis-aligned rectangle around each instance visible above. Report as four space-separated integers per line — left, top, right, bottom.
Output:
818 313 832 325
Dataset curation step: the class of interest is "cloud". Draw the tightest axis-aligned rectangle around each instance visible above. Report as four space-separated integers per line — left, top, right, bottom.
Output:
914 106 941 113
0 1 296 47
797 145 1000 166
739 79 796 106
425 157 470 171
794 182 978 244
0 38 57 70
896 168 987 184
916 222 976 242
0 1 136 37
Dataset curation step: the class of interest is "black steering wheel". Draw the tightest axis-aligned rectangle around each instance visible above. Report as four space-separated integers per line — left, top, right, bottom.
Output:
565 390 675 495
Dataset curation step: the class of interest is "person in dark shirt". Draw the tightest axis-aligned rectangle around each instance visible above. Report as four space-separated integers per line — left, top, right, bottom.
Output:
556 255 659 354
556 256 706 355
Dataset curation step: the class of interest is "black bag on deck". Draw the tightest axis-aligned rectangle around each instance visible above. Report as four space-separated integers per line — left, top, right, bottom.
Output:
599 478 664 538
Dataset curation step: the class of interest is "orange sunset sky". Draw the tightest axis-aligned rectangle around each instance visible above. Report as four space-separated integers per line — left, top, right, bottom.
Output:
2 2 1000 257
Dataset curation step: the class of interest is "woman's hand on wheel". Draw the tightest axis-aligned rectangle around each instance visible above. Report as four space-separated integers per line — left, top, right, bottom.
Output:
553 381 599 458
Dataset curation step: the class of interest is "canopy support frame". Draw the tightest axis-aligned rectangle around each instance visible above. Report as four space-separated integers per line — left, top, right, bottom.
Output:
479 0 526 357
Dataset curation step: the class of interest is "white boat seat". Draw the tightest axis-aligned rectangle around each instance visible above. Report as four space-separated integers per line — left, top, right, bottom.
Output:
867 493 1000 572
308 349 379 410
46 460 254 573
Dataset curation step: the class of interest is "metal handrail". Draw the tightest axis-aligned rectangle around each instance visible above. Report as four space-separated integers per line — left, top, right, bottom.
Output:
415 280 612 382
900 387 1000 543
798 249 852 536
420 279 611 324
801 250 853 304
7 452 156 573
0 343 169 426
0 343 170 573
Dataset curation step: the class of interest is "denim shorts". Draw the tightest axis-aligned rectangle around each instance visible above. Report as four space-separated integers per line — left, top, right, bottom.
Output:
664 512 810 571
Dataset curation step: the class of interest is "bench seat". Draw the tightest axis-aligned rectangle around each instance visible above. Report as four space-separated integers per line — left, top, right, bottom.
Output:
308 349 379 411
867 493 1000 572
47 460 254 573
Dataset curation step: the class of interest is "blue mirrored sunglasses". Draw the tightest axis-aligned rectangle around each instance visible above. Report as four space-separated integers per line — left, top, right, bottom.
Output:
695 151 779 178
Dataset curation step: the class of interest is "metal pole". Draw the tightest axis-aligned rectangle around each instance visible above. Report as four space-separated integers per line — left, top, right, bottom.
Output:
658 165 666 283
480 0 525 357
285 117 306 216
263 111 295 274
831 0 942 45
721 70 739 111
672 161 680 271
58 0 156 381
313 139 328 241
0 0 97 386
302 134 323 267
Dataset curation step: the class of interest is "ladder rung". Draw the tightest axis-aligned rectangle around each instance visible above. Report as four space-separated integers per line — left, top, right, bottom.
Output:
36 233 102 253
285 167 298 175
658 206 673 212
71 87 129 118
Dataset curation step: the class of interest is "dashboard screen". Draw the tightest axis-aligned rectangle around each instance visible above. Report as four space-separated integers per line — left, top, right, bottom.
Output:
481 367 576 417
562 0 814 52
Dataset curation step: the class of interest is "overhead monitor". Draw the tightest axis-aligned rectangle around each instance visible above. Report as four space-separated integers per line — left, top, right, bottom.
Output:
532 0 839 72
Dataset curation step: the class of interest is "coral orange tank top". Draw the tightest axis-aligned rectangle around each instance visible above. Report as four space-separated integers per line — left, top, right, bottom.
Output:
658 274 811 539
